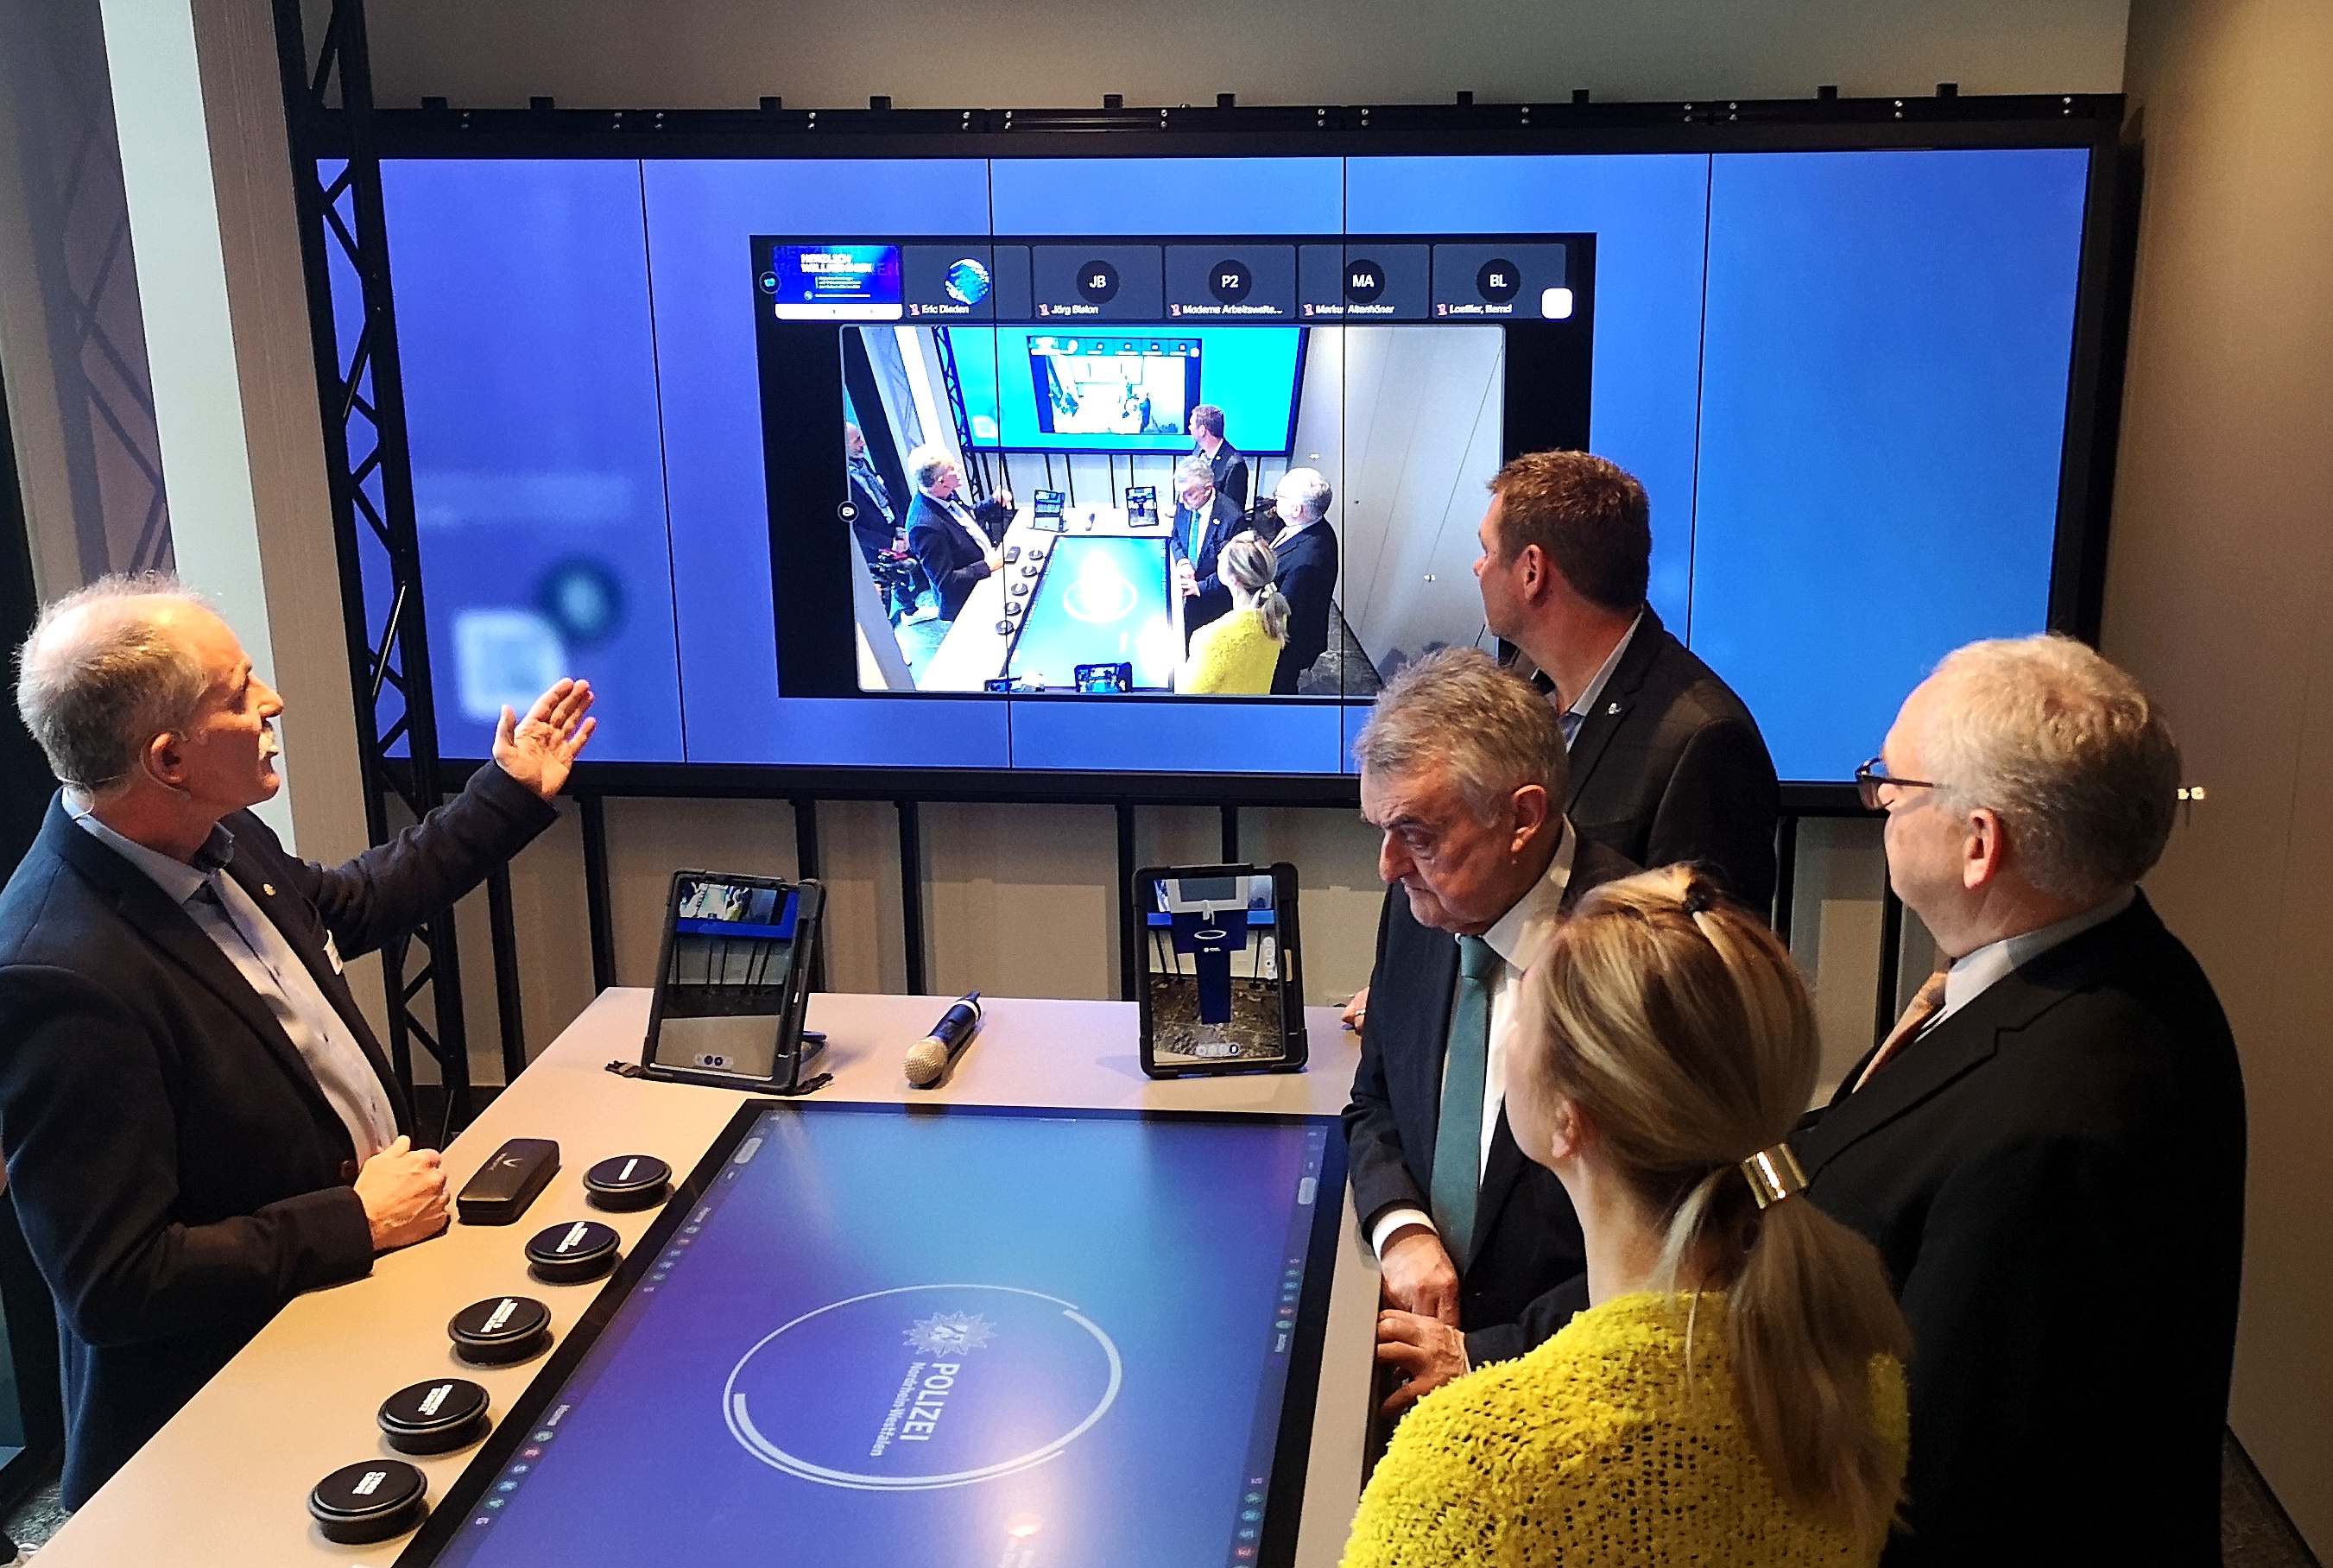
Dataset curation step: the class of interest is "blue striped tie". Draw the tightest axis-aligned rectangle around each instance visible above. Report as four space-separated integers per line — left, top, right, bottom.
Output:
1429 935 1502 1273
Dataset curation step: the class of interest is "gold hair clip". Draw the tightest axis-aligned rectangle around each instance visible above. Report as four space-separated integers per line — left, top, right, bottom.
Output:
1740 1142 1808 1210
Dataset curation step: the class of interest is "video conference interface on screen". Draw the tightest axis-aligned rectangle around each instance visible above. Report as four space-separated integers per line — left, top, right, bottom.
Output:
373 149 2092 778
755 231 1592 703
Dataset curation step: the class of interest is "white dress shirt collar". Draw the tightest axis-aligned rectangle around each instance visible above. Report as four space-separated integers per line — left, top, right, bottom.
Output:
1564 610 1644 726
1938 887 2136 1023
1482 818 1577 971
66 801 236 895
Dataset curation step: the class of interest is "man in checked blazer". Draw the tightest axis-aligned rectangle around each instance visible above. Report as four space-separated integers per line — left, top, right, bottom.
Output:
1342 649 1635 1418
0 575 594 1506
1799 635 2243 1566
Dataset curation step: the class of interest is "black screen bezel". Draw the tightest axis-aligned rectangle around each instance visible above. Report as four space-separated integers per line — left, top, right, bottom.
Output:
393 1097 1350 1568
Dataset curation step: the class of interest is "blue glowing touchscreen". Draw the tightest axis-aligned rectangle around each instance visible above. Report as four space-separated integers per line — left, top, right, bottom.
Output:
403 1103 1344 1568
1006 536 1179 691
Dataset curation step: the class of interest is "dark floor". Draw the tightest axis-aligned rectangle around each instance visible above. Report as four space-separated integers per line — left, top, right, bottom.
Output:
2224 1431 2322 1567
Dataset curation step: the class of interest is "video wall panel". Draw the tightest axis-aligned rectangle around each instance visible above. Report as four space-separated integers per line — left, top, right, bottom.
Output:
370 144 2097 782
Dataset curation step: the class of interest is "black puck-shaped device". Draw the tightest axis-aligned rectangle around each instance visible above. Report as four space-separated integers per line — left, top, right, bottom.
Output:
308 1458 428 1544
377 1377 490 1455
583 1154 671 1212
447 1294 553 1366
524 1219 621 1285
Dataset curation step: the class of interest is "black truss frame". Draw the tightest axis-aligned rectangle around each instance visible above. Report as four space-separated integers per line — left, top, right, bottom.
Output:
271 0 495 1135
264 0 2137 1102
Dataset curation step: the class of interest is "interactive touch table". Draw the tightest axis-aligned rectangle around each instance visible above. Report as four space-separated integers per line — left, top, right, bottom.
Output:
408 1102 1344 1567
920 506 1184 692
27 990 1375 1568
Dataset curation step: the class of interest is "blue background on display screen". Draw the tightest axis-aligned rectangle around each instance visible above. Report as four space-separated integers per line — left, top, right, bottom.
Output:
419 1104 1331 1568
369 149 2089 780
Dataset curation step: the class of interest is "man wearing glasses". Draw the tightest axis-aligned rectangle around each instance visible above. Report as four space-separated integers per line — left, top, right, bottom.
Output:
1799 635 2243 1567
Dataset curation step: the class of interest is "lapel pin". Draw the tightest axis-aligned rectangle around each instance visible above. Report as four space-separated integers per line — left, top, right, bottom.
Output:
1606 701 1622 715
262 883 275 896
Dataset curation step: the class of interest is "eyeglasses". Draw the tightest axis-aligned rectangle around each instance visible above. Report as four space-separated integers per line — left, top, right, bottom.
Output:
1855 756 1940 812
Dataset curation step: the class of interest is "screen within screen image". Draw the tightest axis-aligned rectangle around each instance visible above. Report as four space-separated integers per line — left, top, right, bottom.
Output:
1142 874 1292 1067
371 148 2094 779
1031 336 1198 438
404 1103 1342 1568
647 877 800 1079
767 243 903 320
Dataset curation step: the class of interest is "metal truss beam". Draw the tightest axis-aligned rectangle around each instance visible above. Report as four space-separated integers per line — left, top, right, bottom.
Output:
270 0 477 1135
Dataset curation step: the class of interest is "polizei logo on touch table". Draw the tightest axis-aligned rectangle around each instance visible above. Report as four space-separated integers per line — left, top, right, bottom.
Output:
871 1313 998 1456
724 1285 1122 1491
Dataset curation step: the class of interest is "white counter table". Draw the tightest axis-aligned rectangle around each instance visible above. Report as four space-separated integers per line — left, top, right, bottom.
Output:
32 989 1376 1567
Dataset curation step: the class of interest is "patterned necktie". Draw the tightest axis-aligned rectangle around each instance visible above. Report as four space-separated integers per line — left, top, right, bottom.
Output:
1852 968 1950 1092
1430 935 1504 1273
1558 708 1584 749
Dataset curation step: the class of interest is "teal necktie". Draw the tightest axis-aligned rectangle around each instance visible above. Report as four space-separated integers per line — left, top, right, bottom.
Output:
1430 935 1502 1273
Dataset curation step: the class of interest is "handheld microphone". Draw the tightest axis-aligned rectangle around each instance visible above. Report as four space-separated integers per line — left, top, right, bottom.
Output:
903 993 983 1088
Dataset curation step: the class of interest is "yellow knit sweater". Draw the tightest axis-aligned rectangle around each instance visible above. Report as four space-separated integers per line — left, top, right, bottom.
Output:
1181 608 1282 694
1341 1292 1907 1568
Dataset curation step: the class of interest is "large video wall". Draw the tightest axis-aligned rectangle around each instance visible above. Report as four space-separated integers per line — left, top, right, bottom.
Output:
357 148 2094 782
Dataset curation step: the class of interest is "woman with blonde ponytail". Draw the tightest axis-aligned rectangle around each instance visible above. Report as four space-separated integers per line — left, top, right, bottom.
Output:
1180 532 1287 694
1343 865 1911 1568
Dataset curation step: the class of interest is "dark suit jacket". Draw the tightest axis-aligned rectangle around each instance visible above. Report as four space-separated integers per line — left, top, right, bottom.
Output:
1175 493 1246 636
1268 521 1338 694
0 766 557 1506
846 460 899 563
906 492 992 621
1558 608 1780 914
1196 441 1249 509
1342 835 1636 1369
1795 894 2243 1567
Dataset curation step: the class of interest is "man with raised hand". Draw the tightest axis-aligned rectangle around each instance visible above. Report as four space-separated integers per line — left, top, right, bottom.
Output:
0 574 594 1505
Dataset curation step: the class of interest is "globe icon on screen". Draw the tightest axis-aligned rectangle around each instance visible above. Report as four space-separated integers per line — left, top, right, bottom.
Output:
945 257 992 306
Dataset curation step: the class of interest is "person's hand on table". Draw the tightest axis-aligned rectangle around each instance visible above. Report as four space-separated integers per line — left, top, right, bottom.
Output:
496 678 597 800
983 547 1002 572
1376 1310 1471 1414
1378 1223 1459 1321
1342 983 1370 1032
355 1135 449 1252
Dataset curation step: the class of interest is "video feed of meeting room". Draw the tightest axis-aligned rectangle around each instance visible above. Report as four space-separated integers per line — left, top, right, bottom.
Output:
1142 873 1289 1067
840 322 1514 699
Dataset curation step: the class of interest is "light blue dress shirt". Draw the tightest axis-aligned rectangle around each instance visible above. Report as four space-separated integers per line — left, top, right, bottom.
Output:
69 806 398 1162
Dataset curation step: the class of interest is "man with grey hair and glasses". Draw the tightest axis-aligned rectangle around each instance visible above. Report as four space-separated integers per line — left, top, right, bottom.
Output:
0 575 595 1507
1343 648 1635 1415
1798 634 2242 1566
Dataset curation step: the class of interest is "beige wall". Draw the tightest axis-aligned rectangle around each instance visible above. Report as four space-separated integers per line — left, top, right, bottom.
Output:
2109 0 2333 1551
359 0 2129 109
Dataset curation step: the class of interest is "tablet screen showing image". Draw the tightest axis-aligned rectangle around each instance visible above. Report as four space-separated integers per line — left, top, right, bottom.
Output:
1141 872 1294 1068
647 876 801 1080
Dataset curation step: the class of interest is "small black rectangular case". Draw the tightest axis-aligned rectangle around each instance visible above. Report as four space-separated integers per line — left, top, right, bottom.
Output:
456 1138 560 1225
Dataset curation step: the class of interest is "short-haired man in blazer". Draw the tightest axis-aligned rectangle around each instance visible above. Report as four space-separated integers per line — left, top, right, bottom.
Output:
1186 402 1249 510
1343 648 1636 1418
1799 635 2243 1565
0 577 595 1506
1474 451 1780 912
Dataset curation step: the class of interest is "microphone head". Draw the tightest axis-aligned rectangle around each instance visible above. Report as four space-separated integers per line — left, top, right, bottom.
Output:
903 1036 949 1089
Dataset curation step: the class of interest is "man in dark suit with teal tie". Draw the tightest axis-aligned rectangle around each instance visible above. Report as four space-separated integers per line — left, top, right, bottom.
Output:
1340 648 1634 1417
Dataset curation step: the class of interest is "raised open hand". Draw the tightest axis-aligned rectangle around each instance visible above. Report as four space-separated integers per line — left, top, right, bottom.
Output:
495 678 597 800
